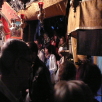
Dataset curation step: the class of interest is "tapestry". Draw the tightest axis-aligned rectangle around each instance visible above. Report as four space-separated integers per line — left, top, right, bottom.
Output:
68 0 102 34
77 29 102 56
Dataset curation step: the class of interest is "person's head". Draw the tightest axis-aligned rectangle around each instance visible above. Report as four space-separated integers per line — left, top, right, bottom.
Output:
59 37 65 45
44 33 48 39
0 39 32 88
34 39 42 50
77 62 102 95
58 61 76 81
54 80 93 102
53 34 58 40
34 40 39 45
27 42 38 61
44 44 56 55
51 40 56 46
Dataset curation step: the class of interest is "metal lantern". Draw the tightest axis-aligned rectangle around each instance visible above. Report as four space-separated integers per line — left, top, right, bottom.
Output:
37 2 45 23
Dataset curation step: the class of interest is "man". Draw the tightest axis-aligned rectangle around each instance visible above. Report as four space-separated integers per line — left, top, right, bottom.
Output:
34 40 45 62
27 42 53 102
0 39 32 102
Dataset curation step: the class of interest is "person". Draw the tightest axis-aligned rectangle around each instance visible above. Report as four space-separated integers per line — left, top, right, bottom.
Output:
51 33 59 48
58 61 76 82
58 37 68 50
10 19 17 36
50 34 60 56
57 47 65 66
76 62 102 102
0 39 32 102
55 47 65 83
54 80 93 102
27 42 53 102
42 33 50 48
34 39 45 62
44 44 57 84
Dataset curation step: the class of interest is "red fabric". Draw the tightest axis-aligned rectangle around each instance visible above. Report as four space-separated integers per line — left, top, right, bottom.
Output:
1 2 20 40
5 34 11 40
0 17 11 40
2 2 19 22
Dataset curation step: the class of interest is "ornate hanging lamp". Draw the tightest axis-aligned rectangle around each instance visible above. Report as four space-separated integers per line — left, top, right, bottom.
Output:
37 2 45 25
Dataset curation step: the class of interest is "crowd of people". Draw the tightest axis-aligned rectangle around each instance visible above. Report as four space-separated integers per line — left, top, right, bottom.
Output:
0 33 101 102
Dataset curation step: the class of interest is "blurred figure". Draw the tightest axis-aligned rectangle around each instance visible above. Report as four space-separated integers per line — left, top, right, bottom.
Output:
51 33 59 48
76 62 102 101
34 39 45 62
44 44 57 84
55 61 76 83
27 42 53 102
57 47 65 66
50 34 60 55
0 39 32 102
58 37 68 50
42 34 50 48
54 80 93 102
59 61 76 81
55 47 65 82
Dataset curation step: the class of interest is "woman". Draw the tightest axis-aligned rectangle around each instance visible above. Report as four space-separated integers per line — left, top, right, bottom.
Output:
54 80 93 102
42 34 50 48
44 45 57 84
76 62 102 102
58 37 68 50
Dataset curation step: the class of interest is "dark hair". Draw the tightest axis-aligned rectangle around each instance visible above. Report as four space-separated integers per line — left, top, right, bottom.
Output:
59 61 76 81
60 37 65 42
45 44 56 54
53 33 58 37
54 80 93 102
77 62 102 95
0 39 31 75
27 42 38 54
29 56 53 102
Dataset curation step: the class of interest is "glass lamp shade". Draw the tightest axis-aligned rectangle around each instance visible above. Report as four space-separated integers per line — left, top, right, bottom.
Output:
38 2 44 9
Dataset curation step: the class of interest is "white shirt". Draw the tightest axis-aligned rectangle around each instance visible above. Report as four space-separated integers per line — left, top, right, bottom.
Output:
38 50 45 62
